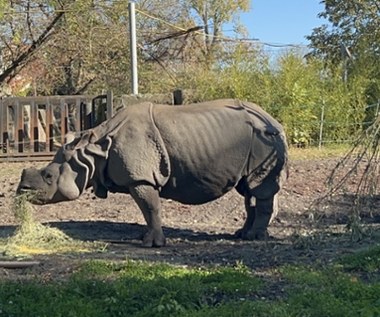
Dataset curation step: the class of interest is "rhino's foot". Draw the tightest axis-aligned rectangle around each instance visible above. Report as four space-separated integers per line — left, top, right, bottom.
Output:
142 229 166 248
235 228 268 240
234 228 245 239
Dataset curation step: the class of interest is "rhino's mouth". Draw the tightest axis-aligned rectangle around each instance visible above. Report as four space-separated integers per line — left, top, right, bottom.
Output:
16 187 46 205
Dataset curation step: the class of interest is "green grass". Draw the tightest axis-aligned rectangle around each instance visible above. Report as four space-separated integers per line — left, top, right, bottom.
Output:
339 244 380 273
289 143 351 160
0 260 264 317
1 245 380 317
281 265 380 317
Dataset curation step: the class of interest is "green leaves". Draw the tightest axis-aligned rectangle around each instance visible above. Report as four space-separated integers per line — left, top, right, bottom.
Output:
307 0 380 105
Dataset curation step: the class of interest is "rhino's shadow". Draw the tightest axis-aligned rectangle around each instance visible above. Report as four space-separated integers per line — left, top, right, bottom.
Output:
0 221 235 244
47 221 235 243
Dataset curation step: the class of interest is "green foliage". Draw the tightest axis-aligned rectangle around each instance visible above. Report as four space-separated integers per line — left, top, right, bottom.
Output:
184 46 366 146
0 0 8 19
307 0 380 106
268 52 321 146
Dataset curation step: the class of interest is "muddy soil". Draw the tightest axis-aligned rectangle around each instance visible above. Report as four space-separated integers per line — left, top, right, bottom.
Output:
0 157 379 280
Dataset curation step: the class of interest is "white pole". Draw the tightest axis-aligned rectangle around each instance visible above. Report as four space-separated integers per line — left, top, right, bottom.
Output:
129 1 138 95
318 99 325 150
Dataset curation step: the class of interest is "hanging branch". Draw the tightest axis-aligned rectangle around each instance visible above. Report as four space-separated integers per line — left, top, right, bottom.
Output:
0 11 65 84
313 114 380 239
326 116 380 200
148 26 203 44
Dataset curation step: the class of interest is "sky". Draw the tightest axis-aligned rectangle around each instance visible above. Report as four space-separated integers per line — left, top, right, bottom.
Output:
238 0 327 46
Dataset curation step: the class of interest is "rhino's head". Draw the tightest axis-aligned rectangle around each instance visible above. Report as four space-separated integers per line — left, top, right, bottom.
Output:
17 131 112 204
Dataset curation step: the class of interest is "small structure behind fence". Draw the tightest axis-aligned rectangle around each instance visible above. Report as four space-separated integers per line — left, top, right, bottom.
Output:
0 92 112 162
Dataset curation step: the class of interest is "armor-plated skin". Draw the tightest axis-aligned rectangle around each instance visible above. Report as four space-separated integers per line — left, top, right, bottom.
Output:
17 99 288 247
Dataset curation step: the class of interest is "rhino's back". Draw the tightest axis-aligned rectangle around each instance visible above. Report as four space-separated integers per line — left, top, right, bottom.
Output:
152 100 252 204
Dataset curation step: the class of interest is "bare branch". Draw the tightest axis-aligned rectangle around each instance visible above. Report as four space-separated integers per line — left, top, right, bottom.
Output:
75 78 95 95
0 11 64 84
149 26 203 44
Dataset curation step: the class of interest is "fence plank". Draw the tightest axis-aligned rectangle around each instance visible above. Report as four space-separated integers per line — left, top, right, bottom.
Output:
0 99 5 153
45 101 53 152
61 99 68 145
15 100 24 153
107 90 113 119
31 101 39 152
75 98 81 132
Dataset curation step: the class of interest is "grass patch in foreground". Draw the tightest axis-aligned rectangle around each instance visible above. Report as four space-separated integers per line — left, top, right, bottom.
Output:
276 245 380 317
2 244 380 317
0 260 266 317
281 265 380 317
339 244 380 273
1 194 104 256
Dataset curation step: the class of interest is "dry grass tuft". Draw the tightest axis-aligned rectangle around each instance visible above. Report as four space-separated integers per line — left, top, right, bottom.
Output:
3 194 105 256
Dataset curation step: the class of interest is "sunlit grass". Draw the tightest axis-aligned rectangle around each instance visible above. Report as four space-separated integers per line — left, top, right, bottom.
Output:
0 260 264 317
289 144 351 160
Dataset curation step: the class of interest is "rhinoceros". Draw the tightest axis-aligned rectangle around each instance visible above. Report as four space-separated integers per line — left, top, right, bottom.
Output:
17 99 288 247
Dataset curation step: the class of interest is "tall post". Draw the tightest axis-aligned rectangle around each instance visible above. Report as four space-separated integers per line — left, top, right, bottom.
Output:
129 1 138 95
318 99 325 150
106 90 113 119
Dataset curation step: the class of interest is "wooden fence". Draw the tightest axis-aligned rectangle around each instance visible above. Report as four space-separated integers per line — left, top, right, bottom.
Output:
0 92 113 162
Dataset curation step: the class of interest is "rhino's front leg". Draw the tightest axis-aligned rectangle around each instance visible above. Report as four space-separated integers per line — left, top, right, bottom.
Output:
129 183 166 247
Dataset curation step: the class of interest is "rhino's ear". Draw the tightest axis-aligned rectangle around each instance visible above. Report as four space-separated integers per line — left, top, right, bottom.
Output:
85 136 112 158
75 130 96 149
74 131 112 158
64 132 76 144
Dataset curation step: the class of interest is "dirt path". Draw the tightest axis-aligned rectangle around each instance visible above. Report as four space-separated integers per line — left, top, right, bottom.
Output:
0 157 379 279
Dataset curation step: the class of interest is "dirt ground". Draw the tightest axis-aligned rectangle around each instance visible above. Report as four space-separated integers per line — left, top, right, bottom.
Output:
0 156 379 280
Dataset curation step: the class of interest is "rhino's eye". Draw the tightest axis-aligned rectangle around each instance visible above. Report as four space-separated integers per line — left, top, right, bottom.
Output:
42 171 53 185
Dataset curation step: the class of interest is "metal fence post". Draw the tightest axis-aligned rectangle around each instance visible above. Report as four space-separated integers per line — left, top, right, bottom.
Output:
106 90 113 119
318 100 325 149
129 1 138 95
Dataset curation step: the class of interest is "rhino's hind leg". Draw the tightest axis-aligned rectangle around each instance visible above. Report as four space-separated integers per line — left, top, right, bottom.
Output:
237 194 275 240
129 184 166 247
250 196 274 240
234 195 256 239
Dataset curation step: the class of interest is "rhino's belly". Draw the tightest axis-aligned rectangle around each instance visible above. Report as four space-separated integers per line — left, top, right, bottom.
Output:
160 172 239 205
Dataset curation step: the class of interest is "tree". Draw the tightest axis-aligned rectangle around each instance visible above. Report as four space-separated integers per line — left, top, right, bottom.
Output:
186 0 249 62
0 0 65 94
307 0 380 104
0 0 252 96
136 0 250 92
38 0 132 95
